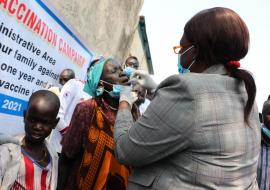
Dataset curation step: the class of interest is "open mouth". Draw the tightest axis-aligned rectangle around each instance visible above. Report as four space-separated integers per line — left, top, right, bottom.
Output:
120 77 129 85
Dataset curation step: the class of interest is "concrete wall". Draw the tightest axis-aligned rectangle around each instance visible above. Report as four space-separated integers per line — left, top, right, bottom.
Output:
45 0 148 70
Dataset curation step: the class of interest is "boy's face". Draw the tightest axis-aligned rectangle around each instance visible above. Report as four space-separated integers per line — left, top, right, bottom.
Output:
125 58 139 70
24 99 59 143
263 112 270 129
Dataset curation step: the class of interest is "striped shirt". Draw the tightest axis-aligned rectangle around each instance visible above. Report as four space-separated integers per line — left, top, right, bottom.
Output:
10 148 52 190
257 140 270 190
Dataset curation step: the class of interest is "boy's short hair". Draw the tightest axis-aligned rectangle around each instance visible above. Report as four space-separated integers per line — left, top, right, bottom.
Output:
28 90 60 114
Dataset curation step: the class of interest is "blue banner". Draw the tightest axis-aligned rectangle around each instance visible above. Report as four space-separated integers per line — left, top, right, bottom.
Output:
0 93 28 117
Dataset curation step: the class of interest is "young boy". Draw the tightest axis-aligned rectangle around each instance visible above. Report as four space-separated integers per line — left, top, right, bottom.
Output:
0 90 60 189
257 100 270 189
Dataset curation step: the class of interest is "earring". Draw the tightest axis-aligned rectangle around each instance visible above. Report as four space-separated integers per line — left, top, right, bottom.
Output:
96 86 104 96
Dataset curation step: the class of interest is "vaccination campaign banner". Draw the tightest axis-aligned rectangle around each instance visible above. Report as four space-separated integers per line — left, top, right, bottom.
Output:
0 0 93 135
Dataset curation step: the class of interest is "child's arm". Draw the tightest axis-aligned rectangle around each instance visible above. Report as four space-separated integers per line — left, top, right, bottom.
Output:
0 145 11 186
0 133 19 145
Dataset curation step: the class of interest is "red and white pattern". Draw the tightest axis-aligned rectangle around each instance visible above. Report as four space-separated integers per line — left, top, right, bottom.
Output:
10 151 52 190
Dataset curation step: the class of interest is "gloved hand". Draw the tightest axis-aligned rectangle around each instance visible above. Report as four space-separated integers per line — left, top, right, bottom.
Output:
130 70 157 91
0 133 19 145
119 86 138 107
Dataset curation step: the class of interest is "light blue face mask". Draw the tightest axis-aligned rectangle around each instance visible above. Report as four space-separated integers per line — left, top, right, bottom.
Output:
123 66 135 78
262 126 270 139
177 45 195 74
100 80 124 98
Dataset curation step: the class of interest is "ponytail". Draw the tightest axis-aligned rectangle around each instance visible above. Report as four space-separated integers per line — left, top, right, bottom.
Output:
183 7 254 123
229 67 256 124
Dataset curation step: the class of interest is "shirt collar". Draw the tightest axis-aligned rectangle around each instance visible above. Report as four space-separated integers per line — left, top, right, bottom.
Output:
202 64 227 75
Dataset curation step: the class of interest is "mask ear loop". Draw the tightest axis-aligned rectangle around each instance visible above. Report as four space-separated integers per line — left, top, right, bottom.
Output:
181 45 194 56
183 45 195 71
99 80 113 86
99 80 113 94
187 59 196 70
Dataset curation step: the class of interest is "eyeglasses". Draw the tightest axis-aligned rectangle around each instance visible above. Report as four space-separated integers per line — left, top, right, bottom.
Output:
173 45 182 54
125 63 139 69
173 44 193 54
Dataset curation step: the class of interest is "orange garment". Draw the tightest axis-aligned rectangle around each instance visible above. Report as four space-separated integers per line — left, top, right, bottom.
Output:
61 97 139 190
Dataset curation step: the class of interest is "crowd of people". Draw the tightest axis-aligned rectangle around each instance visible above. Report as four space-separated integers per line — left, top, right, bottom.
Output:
0 7 269 190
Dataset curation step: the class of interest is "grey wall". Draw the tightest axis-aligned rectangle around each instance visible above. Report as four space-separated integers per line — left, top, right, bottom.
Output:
45 0 144 65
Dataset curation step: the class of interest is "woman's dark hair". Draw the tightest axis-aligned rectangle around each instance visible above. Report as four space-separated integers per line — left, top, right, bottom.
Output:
184 7 256 123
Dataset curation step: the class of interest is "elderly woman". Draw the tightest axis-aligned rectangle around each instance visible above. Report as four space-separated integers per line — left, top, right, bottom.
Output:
114 7 260 189
58 58 140 190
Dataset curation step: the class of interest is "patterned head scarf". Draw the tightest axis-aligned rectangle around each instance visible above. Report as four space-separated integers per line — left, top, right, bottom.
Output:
84 58 112 97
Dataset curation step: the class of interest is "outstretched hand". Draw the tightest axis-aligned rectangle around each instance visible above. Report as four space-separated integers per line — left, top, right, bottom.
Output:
130 70 157 91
